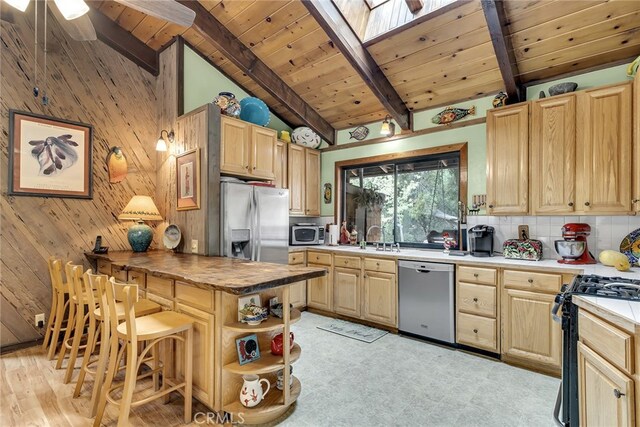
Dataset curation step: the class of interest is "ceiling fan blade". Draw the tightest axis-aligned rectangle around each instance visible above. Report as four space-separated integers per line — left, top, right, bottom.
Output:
49 2 97 41
116 0 195 27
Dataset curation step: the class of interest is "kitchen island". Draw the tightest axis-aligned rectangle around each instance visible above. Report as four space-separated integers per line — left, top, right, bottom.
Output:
85 251 326 424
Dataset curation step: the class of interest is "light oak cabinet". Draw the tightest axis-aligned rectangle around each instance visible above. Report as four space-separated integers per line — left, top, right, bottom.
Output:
287 251 306 309
578 342 634 427
486 103 529 214
633 72 640 212
287 144 320 216
362 270 396 327
174 303 215 408
502 287 562 373
576 83 633 214
220 116 277 181
531 94 576 214
307 252 332 311
274 140 288 189
333 267 361 317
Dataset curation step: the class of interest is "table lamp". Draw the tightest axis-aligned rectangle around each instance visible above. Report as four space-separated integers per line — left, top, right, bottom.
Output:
118 195 163 252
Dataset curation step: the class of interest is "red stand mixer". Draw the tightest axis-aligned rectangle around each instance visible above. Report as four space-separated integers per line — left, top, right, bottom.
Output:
554 223 597 264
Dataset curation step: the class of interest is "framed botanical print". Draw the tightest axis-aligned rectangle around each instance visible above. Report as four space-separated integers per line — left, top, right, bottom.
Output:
8 110 93 198
176 148 200 211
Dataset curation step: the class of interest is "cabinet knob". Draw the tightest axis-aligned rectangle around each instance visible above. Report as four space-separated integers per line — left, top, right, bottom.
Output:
633 199 640 204
614 389 625 399
253 166 256 170
473 273 479 278
376 262 380 266
528 278 534 283
364 274 368 279
568 202 574 207
488 204 494 209
473 298 478 303
245 165 249 169
584 202 590 207
473 329 478 334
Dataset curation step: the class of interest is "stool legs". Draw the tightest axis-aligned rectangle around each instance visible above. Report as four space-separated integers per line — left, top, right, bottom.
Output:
184 328 193 423
93 330 120 427
73 316 100 397
42 288 58 351
47 291 67 360
64 306 87 383
56 299 76 368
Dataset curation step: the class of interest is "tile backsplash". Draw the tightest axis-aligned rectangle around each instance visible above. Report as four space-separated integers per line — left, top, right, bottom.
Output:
466 215 640 260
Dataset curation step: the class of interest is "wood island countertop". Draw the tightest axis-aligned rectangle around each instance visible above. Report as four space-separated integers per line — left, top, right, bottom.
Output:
85 250 326 295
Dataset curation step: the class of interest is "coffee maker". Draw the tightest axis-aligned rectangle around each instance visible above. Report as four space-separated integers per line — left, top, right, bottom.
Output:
469 225 495 257
554 223 596 264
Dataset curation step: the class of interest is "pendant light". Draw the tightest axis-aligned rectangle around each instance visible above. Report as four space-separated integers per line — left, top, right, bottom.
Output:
52 0 89 20
5 0 30 12
380 115 395 137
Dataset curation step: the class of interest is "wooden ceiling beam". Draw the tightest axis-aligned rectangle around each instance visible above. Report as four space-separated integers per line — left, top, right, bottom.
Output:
177 0 335 144
88 7 159 76
481 0 522 102
302 0 411 130
405 0 425 14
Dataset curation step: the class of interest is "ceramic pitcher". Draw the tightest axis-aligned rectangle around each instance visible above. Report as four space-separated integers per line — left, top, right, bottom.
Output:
240 374 270 408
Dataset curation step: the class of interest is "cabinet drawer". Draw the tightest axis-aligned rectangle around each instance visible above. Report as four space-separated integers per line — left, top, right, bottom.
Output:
457 312 498 353
175 281 214 313
127 271 146 288
363 258 396 274
457 266 496 285
111 265 128 281
457 282 497 317
307 251 332 266
579 310 634 375
503 270 562 293
288 252 305 265
97 260 112 275
145 292 174 311
334 255 361 270
147 275 174 298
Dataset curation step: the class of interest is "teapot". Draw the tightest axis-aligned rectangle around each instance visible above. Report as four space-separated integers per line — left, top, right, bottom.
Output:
270 332 294 355
240 374 270 408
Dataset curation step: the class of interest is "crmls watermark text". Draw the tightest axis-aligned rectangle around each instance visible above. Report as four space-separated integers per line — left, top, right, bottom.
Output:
194 411 246 425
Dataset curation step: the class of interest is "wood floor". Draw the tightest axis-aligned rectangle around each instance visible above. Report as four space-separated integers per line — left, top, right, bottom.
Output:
0 345 211 426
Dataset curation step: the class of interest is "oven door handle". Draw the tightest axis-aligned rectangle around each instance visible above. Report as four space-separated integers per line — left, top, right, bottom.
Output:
551 295 564 323
553 381 565 426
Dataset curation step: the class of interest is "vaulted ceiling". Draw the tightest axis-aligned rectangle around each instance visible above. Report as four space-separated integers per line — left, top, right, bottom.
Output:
86 0 640 141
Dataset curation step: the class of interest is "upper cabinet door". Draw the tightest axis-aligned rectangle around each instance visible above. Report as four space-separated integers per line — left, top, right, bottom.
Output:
577 83 632 214
250 126 277 180
305 149 321 216
531 95 576 214
220 116 250 176
486 103 529 215
288 144 305 215
274 140 288 189
634 74 640 212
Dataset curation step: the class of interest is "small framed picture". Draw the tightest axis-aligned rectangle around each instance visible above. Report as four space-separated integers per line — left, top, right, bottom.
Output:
8 110 93 198
236 334 260 365
238 293 261 321
176 148 200 211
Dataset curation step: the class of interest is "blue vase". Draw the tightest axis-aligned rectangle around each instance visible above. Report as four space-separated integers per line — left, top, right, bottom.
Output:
127 221 153 252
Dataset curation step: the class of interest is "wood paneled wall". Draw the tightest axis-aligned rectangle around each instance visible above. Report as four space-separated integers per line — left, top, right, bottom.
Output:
0 11 158 346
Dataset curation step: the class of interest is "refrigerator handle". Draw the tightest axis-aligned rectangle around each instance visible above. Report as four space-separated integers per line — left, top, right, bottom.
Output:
250 191 257 261
255 191 262 262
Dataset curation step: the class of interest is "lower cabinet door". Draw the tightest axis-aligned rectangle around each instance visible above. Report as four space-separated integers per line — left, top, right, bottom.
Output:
333 267 361 317
502 288 561 371
307 264 332 311
174 303 215 408
289 280 307 309
362 271 396 327
578 342 634 427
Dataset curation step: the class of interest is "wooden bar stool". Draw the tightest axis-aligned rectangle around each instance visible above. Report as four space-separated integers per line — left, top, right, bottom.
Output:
42 257 71 360
93 278 193 427
74 272 161 417
58 262 94 383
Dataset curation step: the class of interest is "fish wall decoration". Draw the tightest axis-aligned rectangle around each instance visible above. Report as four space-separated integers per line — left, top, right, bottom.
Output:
431 106 476 125
349 125 370 141
106 146 128 183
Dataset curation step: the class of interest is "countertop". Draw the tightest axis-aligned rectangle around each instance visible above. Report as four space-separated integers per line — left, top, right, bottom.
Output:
574 295 640 334
85 251 326 295
289 245 640 279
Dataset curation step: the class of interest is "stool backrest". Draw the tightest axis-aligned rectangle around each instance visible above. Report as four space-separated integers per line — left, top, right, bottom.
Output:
84 270 105 315
47 257 65 292
105 277 139 341
65 262 81 301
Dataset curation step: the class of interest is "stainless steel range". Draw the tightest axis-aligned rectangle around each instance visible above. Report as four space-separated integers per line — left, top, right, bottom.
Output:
552 274 640 426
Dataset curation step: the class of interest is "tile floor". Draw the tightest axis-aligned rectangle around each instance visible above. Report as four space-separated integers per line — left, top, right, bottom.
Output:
282 312 559 427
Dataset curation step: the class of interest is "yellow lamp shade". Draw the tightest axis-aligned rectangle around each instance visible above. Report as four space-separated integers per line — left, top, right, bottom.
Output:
118 196 163 221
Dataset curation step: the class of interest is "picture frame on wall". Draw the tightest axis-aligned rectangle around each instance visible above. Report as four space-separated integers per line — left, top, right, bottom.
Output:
176 148 200 211
236 334 261 366
8 110 93 199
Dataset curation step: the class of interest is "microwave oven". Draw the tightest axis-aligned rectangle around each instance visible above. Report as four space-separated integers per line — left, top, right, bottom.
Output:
290 225 324 245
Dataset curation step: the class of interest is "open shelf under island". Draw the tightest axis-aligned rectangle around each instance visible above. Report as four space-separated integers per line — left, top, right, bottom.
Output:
85 250 326 424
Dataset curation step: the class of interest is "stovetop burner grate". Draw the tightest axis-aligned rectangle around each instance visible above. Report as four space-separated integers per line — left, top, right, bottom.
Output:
570 274 640 300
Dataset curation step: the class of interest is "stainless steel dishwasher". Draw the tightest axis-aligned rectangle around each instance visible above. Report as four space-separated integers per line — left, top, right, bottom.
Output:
398 260 455 344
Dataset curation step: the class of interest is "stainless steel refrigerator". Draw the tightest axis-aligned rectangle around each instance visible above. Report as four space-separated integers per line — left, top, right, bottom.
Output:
220 181 289 264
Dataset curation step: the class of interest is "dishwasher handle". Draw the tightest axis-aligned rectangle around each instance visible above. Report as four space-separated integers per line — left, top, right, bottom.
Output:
398 260 454 272
416 269 432 274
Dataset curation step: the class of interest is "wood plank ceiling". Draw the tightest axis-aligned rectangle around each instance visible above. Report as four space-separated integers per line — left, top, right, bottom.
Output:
90 0 640 131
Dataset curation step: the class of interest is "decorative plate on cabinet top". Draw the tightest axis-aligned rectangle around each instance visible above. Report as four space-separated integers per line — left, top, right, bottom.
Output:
239 97 271 126
620 228 640 266
291 126 321 149
163 224 182 250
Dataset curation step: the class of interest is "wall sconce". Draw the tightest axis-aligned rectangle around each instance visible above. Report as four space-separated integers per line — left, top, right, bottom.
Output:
156 129 174 152
380 115 395 137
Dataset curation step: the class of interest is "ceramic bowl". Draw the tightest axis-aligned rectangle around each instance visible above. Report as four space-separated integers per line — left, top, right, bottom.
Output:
291 126 321 149
239 97 270 126
548 82 578 96
276 366 293 390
